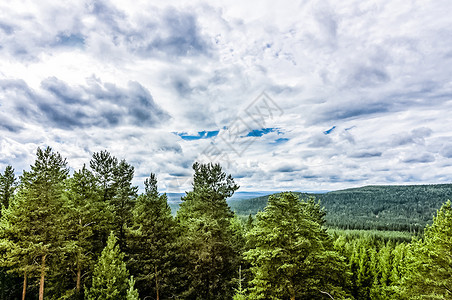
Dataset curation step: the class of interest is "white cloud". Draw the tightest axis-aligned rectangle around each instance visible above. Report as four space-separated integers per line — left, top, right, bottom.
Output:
1 0 452 192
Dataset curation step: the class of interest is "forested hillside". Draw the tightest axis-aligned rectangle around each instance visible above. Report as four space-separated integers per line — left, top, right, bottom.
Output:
229 184 452 232
1 147 452 299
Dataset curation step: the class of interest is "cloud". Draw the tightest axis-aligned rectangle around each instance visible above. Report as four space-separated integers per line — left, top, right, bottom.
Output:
349 151 383 158
1 0 452 192
0 77 170 130
402 153 435 164
391 127 433 146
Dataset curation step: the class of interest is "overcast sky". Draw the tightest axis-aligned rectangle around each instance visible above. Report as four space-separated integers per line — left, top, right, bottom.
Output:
1 0 452 193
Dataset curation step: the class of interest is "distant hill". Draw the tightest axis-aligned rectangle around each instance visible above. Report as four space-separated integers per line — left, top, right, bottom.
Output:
228 184 452 232
165 191 275 214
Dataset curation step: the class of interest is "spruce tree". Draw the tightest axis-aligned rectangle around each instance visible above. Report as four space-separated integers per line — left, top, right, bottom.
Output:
86 232 133 300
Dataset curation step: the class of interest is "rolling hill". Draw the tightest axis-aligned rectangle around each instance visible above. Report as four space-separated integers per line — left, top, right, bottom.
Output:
228 184 452 232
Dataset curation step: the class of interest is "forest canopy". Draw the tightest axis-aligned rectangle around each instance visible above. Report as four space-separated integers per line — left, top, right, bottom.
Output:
0 147 450 300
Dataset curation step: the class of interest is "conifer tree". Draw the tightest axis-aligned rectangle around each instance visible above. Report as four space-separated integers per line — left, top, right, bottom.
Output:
111 159 138 250
0 165 16 213
0 147 69 300
128 173 178 300
86 232 133 300
89 150 118 203
401 200 452 299
64 165 113 298
127 276 139 300
177 162 240 299
245 192 348 300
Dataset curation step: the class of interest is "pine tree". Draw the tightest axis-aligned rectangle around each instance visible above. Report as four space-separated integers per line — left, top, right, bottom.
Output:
128 173 178 300
126 276 139 300
64 165 113 298
401 201 452 299
177 162 240 299
244 192 349 300
86 232 132 300
0 147 69 300
111 159 138 250
89 150 118 203
0 165 16 213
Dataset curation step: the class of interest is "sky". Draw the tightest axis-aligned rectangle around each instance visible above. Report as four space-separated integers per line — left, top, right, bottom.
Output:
1 0 452 193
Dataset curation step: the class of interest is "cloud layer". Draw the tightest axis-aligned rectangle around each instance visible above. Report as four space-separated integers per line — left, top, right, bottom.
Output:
1 0 452 192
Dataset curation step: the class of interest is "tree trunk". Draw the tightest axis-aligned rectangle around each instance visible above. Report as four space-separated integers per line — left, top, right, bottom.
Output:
39 255 46 300
22 270 27 300
290 296 295 300
155 265 160 300
76 261 81 293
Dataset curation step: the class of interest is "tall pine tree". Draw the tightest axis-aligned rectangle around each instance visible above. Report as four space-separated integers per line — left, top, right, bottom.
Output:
0 165 16 213
0 147 69 300
128 173 179 299
177 162 240 299
245 192 349 300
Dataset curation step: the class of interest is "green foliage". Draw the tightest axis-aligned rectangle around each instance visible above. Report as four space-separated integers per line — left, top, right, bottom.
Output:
0 165 16 213
230 185 452 232
177 162 241 299
128 173 178 299
86 232 131 300
0 147 69 299
401 200 452 299
245 192 349 299
111 159 138 250
126 276 139 300
3 149 452 299
63 164 113 298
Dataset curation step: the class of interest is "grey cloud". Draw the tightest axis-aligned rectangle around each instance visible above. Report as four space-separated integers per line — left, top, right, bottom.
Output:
0 22 14 35
42 77 84 104
307 134 332 148
172 76 193 97
391 127 432 146
313 101 390 123
273 164 302 173
1 77 170 129
149 8 210 57
0 115 23 132
402 153 435 164
348 66 390 87
440 144 452 158
349 151 382 158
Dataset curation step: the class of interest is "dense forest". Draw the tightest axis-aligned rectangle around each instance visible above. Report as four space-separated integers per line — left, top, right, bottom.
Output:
0 147 451 299
229 185 452 232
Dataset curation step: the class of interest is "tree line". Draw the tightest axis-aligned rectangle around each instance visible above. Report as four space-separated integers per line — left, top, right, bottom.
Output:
0 147 451 299
229 185 452 232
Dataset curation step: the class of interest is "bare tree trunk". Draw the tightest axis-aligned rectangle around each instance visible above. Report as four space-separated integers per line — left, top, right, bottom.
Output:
290 296 295 300
22 270 27 300
39 255 46 300
76 262 81 293
155 265 160 300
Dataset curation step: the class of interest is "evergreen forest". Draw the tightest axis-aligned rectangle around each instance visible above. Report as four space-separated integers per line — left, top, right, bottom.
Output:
1 147 451 299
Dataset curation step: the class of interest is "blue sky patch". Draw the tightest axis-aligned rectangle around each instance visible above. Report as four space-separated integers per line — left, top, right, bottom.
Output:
246 127 277 137
176 130 219 140
323 126 336 135
272 138 289 145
